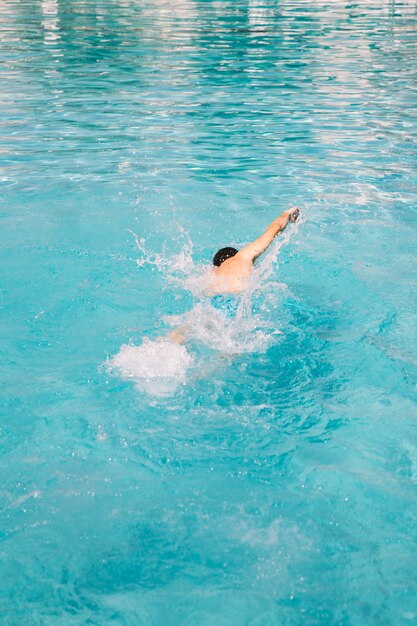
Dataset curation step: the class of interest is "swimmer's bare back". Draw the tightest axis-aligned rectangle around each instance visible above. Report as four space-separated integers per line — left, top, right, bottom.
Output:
209 207 300 294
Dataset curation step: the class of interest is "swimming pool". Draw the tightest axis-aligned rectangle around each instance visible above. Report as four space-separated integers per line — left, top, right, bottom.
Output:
1 0 417 623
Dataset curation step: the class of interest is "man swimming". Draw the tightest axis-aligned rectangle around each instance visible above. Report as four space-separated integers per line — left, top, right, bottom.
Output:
168 207 300 343
208 206 300 294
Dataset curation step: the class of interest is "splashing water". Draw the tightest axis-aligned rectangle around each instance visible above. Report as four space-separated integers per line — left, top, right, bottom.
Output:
108 338 193 397
110 217 302 394
128 223 195 284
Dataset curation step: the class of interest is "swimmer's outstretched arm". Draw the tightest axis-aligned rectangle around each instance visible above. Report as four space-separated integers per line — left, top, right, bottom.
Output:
237 207 300 262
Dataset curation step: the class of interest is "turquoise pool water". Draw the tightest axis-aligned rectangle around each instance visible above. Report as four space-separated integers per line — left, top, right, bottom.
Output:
1 0 417 624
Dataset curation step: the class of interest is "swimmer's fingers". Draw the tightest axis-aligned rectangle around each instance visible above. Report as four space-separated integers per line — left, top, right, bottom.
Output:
288 207 300 222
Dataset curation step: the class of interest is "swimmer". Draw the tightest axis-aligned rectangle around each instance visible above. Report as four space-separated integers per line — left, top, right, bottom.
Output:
209 207 300 294
168 207 300 343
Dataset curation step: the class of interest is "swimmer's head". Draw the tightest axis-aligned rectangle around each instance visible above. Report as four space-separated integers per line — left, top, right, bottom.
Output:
213 247 238 267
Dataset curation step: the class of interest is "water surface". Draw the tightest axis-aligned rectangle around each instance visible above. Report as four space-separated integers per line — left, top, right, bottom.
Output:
1 1 417 624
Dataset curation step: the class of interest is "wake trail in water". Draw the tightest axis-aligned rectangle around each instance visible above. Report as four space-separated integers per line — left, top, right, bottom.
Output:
110 218 303 395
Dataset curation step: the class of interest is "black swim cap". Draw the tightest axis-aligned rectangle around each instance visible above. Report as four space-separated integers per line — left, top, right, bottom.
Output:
213 247 238 267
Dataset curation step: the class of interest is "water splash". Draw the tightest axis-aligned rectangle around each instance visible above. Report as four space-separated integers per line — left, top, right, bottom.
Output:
108 338 193 397
128 224 195 287
165 303 274 355
113 218 302 394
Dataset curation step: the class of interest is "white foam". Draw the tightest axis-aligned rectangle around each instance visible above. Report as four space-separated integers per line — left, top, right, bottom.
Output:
165 303 272 355
109 338 193 396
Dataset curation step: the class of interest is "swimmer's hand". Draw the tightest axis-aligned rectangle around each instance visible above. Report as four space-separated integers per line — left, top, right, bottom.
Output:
286 207 300 223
